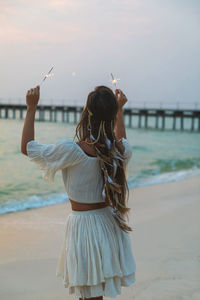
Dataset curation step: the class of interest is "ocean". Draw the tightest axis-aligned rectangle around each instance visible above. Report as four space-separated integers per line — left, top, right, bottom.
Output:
0 117 200 214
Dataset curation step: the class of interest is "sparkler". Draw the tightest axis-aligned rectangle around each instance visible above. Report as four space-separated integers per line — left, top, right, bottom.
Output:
110 73 120 89
40 67 54 86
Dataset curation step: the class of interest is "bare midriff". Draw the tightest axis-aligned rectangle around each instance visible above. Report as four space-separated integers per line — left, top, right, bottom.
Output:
69 199 109 211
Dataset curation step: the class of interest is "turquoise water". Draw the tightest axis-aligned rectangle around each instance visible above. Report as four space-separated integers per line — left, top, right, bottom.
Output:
0 117 200 214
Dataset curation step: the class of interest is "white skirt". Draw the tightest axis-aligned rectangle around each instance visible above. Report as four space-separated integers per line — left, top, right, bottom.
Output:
56 205 136 299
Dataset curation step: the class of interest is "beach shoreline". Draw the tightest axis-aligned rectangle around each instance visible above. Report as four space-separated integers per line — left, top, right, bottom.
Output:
0 175 200 299
1 168 200 215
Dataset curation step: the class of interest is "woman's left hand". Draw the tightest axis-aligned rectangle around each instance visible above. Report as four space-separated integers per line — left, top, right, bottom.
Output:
26 85 40 108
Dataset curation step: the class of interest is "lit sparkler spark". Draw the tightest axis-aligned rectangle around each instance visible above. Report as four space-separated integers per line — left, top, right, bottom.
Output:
110 73 120 88
40 67 54 86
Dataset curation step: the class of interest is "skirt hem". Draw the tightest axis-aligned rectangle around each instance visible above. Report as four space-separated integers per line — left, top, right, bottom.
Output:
56 272 136 298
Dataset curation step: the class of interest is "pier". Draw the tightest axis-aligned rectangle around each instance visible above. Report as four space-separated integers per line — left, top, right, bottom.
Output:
0 103 200 132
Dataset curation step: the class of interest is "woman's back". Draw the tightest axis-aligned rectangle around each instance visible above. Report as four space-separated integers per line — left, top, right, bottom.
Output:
26 137 132 204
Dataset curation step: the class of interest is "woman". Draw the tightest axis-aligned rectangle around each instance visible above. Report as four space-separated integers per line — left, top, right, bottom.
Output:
21 85 136 300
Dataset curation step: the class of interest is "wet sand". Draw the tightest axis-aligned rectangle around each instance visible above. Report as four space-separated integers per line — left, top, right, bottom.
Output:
0 175 200 300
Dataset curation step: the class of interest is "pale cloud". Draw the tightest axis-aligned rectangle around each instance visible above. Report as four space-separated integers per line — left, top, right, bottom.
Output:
0 19 88 45
0 0 199 103
0 0 28 15
0 0 151 45
134 17 150 24
0 15 26 42
49 0 80 9
0 0 90 45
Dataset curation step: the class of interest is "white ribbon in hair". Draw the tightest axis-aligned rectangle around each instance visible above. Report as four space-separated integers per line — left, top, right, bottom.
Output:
114 154 124 161
106 138 111 149
113 160 117 177
102 187 106 200
111 207 127 225
108 175 114 184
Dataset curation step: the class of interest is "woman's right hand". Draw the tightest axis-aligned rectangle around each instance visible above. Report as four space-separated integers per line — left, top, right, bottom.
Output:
115 89 128 109
26 85 40 109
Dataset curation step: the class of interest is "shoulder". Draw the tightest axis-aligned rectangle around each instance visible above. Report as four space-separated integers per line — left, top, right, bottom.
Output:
26 138 76 149
54 139 77 148
27 139 85 160
56 139 87 160
76 140 97 157
53 139 84 155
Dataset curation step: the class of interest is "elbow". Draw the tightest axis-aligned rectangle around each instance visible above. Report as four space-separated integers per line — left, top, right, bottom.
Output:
21 139 33 156
21 149 28 156
21 145 28 156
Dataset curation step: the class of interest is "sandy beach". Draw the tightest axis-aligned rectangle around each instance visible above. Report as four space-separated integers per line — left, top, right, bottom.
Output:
0 175 200 300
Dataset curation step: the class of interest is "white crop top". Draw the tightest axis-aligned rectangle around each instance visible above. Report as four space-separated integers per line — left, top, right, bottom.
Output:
26 138 133 204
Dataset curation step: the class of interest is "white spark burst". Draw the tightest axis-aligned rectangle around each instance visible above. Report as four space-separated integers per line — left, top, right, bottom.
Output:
40 67 54 86
110 73 120 88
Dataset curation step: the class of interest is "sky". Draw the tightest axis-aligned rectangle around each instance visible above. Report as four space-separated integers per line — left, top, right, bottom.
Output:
0 0 199 107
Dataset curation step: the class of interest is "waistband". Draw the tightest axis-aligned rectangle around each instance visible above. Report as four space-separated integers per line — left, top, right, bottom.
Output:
69 199 109 211
70 206 111 216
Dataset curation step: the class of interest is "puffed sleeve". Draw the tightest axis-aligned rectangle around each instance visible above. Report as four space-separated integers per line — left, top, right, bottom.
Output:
26 139 84 184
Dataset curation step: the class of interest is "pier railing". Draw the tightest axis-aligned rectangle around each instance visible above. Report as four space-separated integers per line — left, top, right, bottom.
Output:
1 98 199 110
0 103 200 132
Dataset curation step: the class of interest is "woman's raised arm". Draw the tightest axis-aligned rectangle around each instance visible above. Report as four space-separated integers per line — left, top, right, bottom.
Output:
21 86 40 155
114 89 127 141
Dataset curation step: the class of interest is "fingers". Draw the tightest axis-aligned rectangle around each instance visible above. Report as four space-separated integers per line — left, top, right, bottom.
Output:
35 85 40 95
115 89 121 94
26 85 40 95
115 89 122 97
26 89 31 96
115 89 125 98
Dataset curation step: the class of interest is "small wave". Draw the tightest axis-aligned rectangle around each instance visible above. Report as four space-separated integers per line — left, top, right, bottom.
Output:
128 167 200 188
0 193 68 215
150 157 200 173
127 156 200 188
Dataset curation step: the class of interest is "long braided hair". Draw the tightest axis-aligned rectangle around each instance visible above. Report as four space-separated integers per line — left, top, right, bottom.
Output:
74 86 132 233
